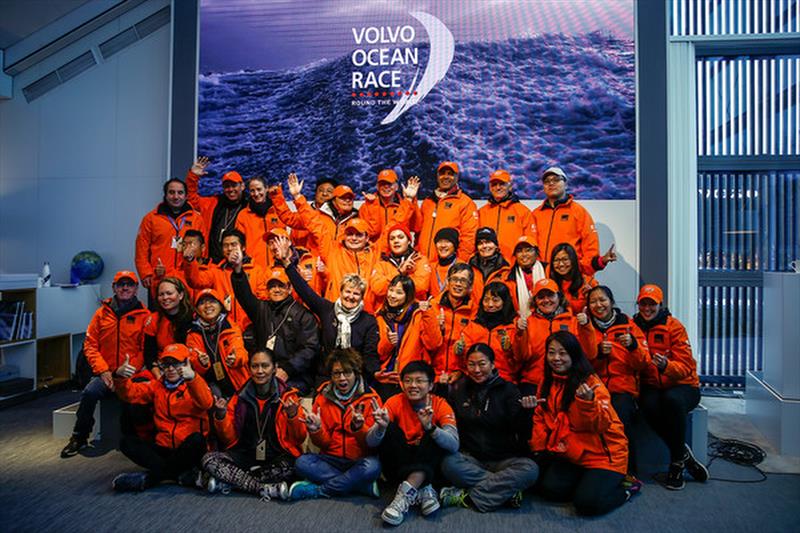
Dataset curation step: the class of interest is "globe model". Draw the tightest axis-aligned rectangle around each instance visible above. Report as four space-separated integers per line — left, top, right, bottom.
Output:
70 251 104 283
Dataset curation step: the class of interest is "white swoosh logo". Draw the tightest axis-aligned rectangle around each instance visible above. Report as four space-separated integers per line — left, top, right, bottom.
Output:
381 11 454 125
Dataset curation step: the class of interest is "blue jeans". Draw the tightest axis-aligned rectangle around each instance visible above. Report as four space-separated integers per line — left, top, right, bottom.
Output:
73 376 114 439
294 453 381 496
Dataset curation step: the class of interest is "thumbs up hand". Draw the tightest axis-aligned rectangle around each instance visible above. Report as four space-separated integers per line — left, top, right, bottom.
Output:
115 354 136 379
154 257 166 277
179 359 195 381
576 307 589 326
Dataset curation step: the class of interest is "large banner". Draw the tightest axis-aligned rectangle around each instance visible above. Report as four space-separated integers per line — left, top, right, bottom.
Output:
198 0 635 200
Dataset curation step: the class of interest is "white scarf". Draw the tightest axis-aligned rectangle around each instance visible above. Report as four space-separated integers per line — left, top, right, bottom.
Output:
333 299 363 348
515 262 546 320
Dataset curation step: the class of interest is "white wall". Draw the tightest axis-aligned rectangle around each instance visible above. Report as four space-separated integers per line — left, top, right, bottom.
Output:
0 0 171 297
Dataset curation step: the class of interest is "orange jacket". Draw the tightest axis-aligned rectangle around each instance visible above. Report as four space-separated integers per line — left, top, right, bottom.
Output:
359 193 422 243
557 275 598 315
531 374 628 474
309 381 381 460
182 258 268 330
478 197 534 262
517 311 597 389
295 194 359 253
215 381 307 457
432 293 486 378
477 322 519 383
84 298 149 375
116 372 214 449
503 265 546 313
185 169 217 236
295 195 377 300
418 189 479 262
530 195 602 275
384 392 457 445
635 311 699 389
186 321 250 394
590 314 650 397
428 260 456 299
376 306 443 378
365 254 432 312
135 203 204 284
234 205 287 269
470 262 511 306
269 188 320 256
144 311 185 352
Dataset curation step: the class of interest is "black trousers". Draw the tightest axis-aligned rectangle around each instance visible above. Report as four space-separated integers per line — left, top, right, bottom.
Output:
638 384 701 462
610 392 637 474
536 457 627 516
120 433 206 484
378 422 445 485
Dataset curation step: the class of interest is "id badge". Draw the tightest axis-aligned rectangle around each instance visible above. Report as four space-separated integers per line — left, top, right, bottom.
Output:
266 336 276 351
171 235 180 249
213 361 225 381
256 439 266 461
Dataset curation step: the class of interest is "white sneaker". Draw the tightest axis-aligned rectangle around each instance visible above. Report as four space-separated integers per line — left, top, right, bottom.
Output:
419 484 440 516
259 481 289 501
207 475 231 495
381 481 418 526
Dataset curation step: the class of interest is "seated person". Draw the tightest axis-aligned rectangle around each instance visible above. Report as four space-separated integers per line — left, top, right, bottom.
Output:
201 349 307 501
111 344 213 492
367 361 459 526
290 349 382 499
532 331 637 516
439 343 539 512
231 256 320 395
61 271 150 458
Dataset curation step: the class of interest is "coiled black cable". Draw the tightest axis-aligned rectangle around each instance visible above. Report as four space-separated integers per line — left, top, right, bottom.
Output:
706 432 767 483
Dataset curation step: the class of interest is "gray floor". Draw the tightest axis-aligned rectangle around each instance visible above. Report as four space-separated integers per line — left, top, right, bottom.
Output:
1 390 799 533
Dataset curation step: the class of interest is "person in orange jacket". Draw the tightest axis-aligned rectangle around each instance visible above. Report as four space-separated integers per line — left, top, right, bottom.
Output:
289 348 383 500
431 263 487 395
234 176 287 269
549 242 598 315
60 271 151 458
374 275 443 400
532 331 637 516
185 157 248 263
111 343 214 492
135 178 204 298
200 349 305 500
428 228 459 299
418 162 479 262
469 227 511 299
473 282 520 383
529 166 617 275
503 235 546 317
478 169 535 262
633 284 707 490
268 176 338 255
186 288 249 400
143 277 195 376
359 168 422 243
366 223 431 312
515 279 596 398
587 285 649 476
181 228 268 330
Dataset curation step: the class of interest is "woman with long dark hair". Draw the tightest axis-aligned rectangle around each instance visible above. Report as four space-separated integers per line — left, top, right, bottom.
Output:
532 331 636 516
474 282 519 383
235 176 287 268
549 243 597 315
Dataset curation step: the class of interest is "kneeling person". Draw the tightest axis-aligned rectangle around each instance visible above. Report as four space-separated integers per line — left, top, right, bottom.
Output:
290 349 382 499
367 361 459 526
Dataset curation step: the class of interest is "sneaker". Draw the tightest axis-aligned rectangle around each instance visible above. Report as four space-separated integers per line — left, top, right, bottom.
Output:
60 436 87 458
259 481 289 501
207 475 231 495
289 481 322 500
361 480 380 499
683 444 710 482
419 484 440 516
381 481 418 526
624 477 643 502
664 461 686 490
507 490 524 509
112 472 149 492
439 486 469 509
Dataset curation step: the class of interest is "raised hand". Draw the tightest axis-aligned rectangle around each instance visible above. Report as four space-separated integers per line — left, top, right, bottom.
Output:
520 395 546 409
142 275 153 289
179 359 195 380
576 307 589 326
575 382 598 401
115 355 136 379
438 307 445 331
387 328 399 346
194 348 210 367
213 395 228 419
316 258 326 274
418 295 434 312
398 252 419 275
228 249 243 272
274 235 293 265
652 352 668 371
362 191 377 202
371 398 390 429
154 257 166 278
281 396 301 419
305 406 322 432
350 403 366 431
191 156 210 176
600 333 612 356
516 316 528 332
620 327 633 348
287 173 304 198
402 176 421 198
416 396 434 431
225 348 236 366
602 243 617 265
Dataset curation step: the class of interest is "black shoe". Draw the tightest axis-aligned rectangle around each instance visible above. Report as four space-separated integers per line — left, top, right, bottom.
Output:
60 436 87 458
112 472 150 492
683 444 709 482
664 461 686 490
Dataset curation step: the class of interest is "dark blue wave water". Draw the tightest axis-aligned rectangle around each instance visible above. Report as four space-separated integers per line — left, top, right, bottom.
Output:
197 32 635 200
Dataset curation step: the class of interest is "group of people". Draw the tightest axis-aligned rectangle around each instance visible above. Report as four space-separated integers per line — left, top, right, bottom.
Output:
60 159 708 524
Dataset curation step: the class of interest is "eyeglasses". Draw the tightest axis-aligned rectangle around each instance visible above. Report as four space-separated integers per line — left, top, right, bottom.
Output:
331 370 355 378
552 257 571 264
158 361 183 370
402 378 429 386
542 177 564 185
448 277 471 286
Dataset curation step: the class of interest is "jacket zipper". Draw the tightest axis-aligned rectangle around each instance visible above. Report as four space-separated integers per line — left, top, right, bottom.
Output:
427 202 440 257
543 206 558 266
599 433 612 462
167 389 178 448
